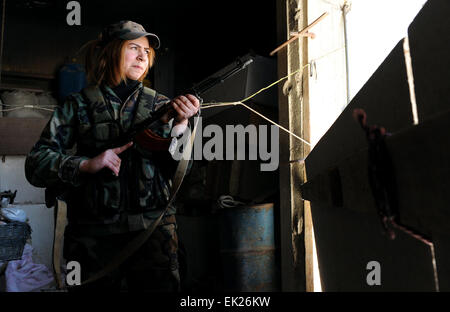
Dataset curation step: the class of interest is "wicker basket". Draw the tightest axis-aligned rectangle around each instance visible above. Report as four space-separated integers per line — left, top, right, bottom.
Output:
0 221 32 261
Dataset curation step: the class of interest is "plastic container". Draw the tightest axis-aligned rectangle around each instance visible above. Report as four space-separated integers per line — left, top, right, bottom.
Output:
58 60 87 102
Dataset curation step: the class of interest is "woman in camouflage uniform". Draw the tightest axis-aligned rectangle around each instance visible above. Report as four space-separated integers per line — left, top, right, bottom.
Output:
25 20 199 291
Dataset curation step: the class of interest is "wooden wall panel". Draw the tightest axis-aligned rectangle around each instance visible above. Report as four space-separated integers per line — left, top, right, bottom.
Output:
306 41 412 179
304 7 443 290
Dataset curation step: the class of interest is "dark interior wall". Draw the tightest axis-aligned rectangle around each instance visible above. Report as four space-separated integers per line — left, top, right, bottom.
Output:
2 1 97 76
0 0 280 292
169 0 278 93
1 1 99 91
1 0 277 97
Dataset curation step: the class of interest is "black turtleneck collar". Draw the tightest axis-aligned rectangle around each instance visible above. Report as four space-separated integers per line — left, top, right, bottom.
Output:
112 79 141 103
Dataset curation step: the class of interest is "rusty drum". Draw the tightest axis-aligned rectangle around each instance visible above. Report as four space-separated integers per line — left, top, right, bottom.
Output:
219 203 278 291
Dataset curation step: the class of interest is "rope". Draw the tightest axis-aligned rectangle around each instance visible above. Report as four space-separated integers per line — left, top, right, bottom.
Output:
201 66 311 146
240 101 310 146
201 101 241 109
240 67 302 103
2 104 56 107
0 105 56 112
217 195 246 209
200 45 345 147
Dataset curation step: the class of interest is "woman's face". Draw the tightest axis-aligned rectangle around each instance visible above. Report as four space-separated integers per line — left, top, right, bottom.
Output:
123 36 150 80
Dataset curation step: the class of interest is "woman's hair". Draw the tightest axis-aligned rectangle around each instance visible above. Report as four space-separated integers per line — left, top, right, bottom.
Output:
83 37 155 86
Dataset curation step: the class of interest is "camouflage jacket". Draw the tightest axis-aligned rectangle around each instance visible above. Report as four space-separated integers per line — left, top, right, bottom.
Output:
25 83 179 234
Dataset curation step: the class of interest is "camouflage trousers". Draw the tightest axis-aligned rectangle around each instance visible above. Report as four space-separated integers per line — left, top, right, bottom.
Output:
63 215 180 292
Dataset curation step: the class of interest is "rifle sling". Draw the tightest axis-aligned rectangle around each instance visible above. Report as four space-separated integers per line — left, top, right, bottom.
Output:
53 199 68 290
54 117 198 288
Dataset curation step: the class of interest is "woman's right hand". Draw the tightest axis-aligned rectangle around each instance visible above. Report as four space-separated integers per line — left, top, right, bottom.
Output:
79 142 133 176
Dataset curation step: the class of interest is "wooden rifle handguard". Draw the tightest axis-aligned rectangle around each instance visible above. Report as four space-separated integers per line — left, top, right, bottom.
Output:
133 104 176 151
134 129 172 151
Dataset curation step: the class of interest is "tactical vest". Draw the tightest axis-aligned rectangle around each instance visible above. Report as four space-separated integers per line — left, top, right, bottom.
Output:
65 85 174 226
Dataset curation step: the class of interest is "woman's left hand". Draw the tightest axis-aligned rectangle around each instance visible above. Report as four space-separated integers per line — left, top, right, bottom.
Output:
171 94 200 124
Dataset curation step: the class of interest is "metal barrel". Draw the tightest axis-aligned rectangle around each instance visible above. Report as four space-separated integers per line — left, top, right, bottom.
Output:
219 203 278 291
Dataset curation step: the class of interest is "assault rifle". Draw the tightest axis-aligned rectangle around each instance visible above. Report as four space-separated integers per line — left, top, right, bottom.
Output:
102 57 254 151
45 56 254 207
